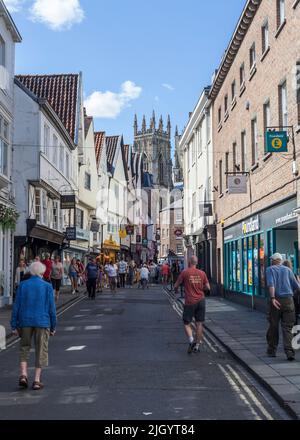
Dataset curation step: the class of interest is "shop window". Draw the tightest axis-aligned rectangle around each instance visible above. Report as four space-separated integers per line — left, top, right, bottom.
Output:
242 239 248 292
247 237 253 294
260 235 266 295
236 240 241 290
253 235 259 295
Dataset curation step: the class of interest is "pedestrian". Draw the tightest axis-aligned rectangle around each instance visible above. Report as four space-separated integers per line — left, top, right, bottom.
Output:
140 264 150 289
174 256 210 354
118 258 128 288
85 257 99 299
68 258 79 295
107 260 117 293
161 261 170 285
14 259 29 291
266 253 300 361
42 253 52 283
149 261 157 285
51 255 63 302
127 260 135 288
10 261 56 391
283 260 300 325
97 264 104 293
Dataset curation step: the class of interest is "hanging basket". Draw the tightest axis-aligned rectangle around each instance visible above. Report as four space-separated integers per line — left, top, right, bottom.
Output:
0 204 19 231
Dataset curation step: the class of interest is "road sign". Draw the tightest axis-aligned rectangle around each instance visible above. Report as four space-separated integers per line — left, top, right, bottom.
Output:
65 227 76 241
266 131 288 153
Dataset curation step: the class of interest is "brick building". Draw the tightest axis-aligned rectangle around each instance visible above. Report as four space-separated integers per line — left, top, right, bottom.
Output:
211 0 300 309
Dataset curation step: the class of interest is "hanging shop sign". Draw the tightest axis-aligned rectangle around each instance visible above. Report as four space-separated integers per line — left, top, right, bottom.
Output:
242 215 260 235
119 228 127 239
200 203 213 217
90 221 100 232
60 195 76 210
142 238 148 247
65 227 76 241
126 225 134 236
228 175 247 194
266 131 288 153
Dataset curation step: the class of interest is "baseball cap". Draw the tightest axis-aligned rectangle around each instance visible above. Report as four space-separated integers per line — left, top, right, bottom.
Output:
270 253 283 261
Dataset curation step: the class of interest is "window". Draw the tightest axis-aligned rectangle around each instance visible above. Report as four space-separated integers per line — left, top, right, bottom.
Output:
35 189 41 222
176 244 183 254
192 135 196 164
175 209 182 224
0 36 5 67
241 131 247 171
296 62 300 125
263 101 271 151
206 110 211 142
59 145 64 173
162 244 165 256
52 134 58 166
162 229 165 238
219 160 223 194
75 208 84 229
225 152 229 189
233 142 237 170
53 200 59 230
0 117 8 176
224 95 228 113
240 63 245 86
84 172 91 190
42 191 47 226
250 43 256 69
251 118 258 165
192 192 196 219
277 0 285 28
262 21 269 54
65 152 70 179
279 81 288 127
231 80 236 101
44 124 50 156
218 107 222 124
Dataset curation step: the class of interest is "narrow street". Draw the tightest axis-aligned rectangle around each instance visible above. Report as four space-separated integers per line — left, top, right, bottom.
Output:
0 287 290 420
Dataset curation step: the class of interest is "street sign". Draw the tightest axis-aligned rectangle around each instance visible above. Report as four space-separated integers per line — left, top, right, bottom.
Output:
65 227 76 241
266 131 288 153
142 238 148 247
174 229 183 237
228 175 247 194
136 234 141 243
119 228 127 239
126 225 134 236
61 195 76 210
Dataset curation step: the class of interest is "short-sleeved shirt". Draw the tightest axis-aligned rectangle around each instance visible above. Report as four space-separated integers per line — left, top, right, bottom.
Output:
107 265 117 277
161 264 170 275
86 263 98 280
51 262 63 280
265 264 300 297
43 259 52 279
140 267 149 280
118 261 128 274
175 267 209 305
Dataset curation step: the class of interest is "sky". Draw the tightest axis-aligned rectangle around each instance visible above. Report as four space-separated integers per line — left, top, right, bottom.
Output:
7 0 246 148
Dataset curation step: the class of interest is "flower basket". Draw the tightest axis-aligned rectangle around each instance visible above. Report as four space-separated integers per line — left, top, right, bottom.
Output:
0 204 19 231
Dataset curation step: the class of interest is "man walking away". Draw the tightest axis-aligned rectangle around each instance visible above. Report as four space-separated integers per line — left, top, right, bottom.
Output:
118 258 128 288
11 262 56 390
107 261 117 294
85 257 99 300
266 253 300 361
140 264 150 289
174 256 210 354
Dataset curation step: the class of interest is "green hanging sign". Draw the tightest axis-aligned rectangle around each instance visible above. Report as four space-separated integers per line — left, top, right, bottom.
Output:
266 131 288 153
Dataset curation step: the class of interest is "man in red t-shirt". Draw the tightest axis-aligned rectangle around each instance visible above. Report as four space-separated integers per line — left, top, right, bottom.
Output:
161 262 170 285
174 256 210 354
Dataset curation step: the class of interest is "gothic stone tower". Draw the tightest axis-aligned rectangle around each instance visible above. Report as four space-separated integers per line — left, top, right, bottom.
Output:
133 112 173 189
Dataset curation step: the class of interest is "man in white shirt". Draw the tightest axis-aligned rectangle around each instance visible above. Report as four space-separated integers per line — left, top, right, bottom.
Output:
107 261 117 293
118 258 128 288
140 264 149 290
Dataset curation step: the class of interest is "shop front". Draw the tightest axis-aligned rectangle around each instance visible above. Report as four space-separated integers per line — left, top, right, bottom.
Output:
223 196 298 310
195 224 216 281
101 235 120 263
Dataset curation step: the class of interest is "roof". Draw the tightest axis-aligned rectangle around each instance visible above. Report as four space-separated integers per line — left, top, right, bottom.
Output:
209 0 261 100
15 74 79 142
84 115 93 138
106 135 120 172
94 131 105 169
0 0 22 42
123 144 130 164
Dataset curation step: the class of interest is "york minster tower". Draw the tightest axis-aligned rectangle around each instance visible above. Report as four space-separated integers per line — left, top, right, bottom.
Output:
133 112 173 189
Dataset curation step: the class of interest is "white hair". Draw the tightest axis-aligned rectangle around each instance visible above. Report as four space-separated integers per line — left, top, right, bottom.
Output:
29 261 46 277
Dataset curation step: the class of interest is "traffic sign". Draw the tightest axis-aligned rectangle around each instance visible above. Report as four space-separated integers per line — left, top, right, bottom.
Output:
266 131 288 153
174 229 183 238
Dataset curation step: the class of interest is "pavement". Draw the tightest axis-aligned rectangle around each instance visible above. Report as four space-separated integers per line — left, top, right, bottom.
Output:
0 285 85 342
166 288 300 419
0 285 290 420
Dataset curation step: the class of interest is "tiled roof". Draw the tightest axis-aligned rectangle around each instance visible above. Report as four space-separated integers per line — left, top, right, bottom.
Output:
123 144 130 165
106 136 120 171
15 74 79 142
84 115 93 138
94 131 106 169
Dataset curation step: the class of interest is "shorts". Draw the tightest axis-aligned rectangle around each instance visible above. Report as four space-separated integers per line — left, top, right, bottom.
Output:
183 299 206 324
69 272 77 280
19 327 50 368
51 278 61 291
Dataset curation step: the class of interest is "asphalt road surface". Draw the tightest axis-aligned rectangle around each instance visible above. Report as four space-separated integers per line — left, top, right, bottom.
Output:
0 286 291 420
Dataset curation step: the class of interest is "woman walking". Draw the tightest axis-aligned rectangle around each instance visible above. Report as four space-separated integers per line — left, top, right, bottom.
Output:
11 261 56 390
68 258 79 295
51 256 63 302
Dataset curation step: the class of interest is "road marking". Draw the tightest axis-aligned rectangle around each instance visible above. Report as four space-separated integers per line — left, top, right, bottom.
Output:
143 412 152 416
80 309 91 312
218 363 261 420
104 308 112 312
84 326 102 331
74 315 85 318
97 314 104 317
64 326 75 331
66 346 86 351
226 364 274 421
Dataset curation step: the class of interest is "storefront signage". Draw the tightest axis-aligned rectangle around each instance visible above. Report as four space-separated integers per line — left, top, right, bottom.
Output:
76 228 90 241
266 131 288 153
228 175 247 194
275 211 297 226
60 195 76 210
200 203 213 216
142 238 148 247
90 221 100 232
65 227 76 241
242 216 260 235
126 225 134 236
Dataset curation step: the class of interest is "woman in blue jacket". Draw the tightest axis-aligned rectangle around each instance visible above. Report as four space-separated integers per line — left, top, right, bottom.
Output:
11 261 57 390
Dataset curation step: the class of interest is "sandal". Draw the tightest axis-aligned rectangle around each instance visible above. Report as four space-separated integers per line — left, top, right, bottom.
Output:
19 375 28 388
32 381 44 391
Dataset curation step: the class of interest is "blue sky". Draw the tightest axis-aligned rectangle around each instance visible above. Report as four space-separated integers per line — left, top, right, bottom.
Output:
8 0 246 147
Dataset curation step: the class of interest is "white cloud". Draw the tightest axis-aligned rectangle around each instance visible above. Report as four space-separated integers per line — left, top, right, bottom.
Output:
162 83 175 91
84 81 142 119
30 0 84 31
4 0 25 13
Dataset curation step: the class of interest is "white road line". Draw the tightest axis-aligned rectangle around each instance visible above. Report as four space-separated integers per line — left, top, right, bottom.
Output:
66 346 86 351
73 315 85 318
226 364 274 421
84 326 102 331
64 326 75 331
218 364 262 420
